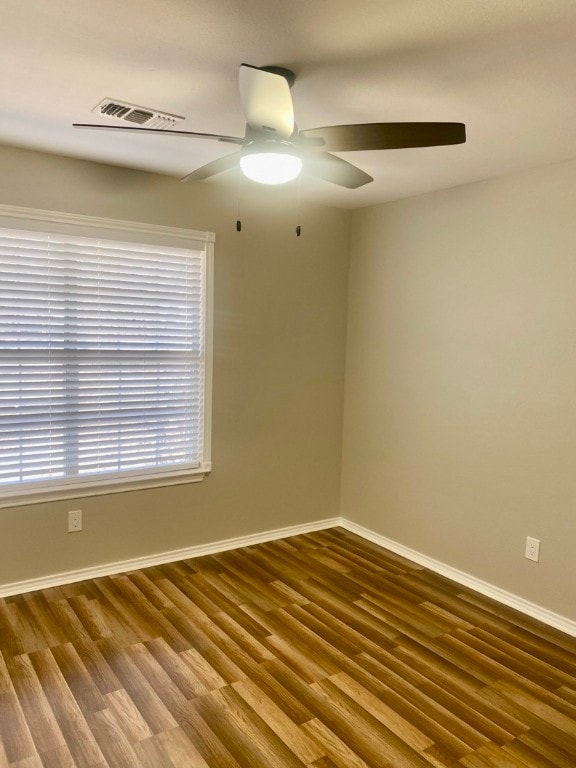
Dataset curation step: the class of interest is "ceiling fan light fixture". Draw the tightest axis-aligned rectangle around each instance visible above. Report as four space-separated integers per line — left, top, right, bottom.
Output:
74 64 466 191
240 151 302 185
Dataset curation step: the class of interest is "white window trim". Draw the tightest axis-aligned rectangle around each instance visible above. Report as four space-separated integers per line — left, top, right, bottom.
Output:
0 204 213 508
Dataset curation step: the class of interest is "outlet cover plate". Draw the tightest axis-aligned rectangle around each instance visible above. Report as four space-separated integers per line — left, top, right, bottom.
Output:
68 509 82 533
525 536 540 562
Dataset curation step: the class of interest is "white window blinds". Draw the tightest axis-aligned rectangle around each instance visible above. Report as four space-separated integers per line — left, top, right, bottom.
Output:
0 215 212 503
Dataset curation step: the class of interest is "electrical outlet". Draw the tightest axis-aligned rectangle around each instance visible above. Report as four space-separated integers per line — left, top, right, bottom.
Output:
525 536 540 562
68 509 82 533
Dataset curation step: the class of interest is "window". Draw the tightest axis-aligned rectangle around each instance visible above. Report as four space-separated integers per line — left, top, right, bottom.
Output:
0 206 213 506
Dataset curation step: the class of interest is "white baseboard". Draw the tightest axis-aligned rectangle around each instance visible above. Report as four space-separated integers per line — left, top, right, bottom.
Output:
340 518 576 639
2 514 575 639
0 517 340 599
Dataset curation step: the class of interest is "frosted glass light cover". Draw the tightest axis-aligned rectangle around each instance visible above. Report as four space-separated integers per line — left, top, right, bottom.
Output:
240 152 302 184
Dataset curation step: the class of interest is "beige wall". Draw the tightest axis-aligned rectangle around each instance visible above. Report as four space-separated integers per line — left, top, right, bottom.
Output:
342 158 576 621
4 140 575 625
0 145 351 586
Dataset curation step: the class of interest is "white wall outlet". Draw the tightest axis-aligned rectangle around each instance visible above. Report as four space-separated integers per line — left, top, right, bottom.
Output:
68 509 82 533
525 536 540 562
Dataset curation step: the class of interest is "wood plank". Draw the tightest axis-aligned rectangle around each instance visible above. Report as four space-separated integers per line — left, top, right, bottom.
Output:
0 528 575 767
28 648 105 767
157 726 210 768
51 642 108 715
232 677 326 764
97 637 179 734
0 690 37 763
329 672 434 752
48 599 122 696
192 686 308 768
86 707 142 768
4 653 66 754
302 718 371 768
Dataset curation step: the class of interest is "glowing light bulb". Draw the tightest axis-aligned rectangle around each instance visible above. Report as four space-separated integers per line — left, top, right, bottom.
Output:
240 152 302 185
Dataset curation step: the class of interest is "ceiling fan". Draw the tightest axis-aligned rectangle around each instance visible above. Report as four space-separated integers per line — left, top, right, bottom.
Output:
74 63 466 189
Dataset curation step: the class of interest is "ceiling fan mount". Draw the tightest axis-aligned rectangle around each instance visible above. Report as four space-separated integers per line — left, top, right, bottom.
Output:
74 63 466 189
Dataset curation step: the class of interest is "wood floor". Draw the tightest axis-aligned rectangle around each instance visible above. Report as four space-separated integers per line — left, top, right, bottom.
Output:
1 528 576 767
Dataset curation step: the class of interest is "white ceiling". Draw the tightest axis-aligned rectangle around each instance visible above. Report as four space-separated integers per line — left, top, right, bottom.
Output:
2 0 576 209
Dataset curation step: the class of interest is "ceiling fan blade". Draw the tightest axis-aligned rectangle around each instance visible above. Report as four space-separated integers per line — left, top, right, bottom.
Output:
303 152 373 189
180 151 242 183
300 122 466 152
239 64 294 139
73 123 244 144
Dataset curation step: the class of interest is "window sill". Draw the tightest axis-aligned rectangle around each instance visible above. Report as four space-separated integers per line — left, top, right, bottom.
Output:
0 465 211 509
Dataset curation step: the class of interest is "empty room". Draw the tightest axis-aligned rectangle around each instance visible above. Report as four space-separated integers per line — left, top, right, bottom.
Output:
1 1 576 766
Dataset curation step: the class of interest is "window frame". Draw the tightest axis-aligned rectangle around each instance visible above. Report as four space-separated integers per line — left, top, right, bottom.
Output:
0 204 213 508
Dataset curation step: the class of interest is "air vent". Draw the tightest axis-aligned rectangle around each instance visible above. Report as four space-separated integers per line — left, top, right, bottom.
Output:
92 98 184 129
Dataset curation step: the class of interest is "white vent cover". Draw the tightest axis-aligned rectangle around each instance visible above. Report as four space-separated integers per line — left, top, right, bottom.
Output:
92 98 184 129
